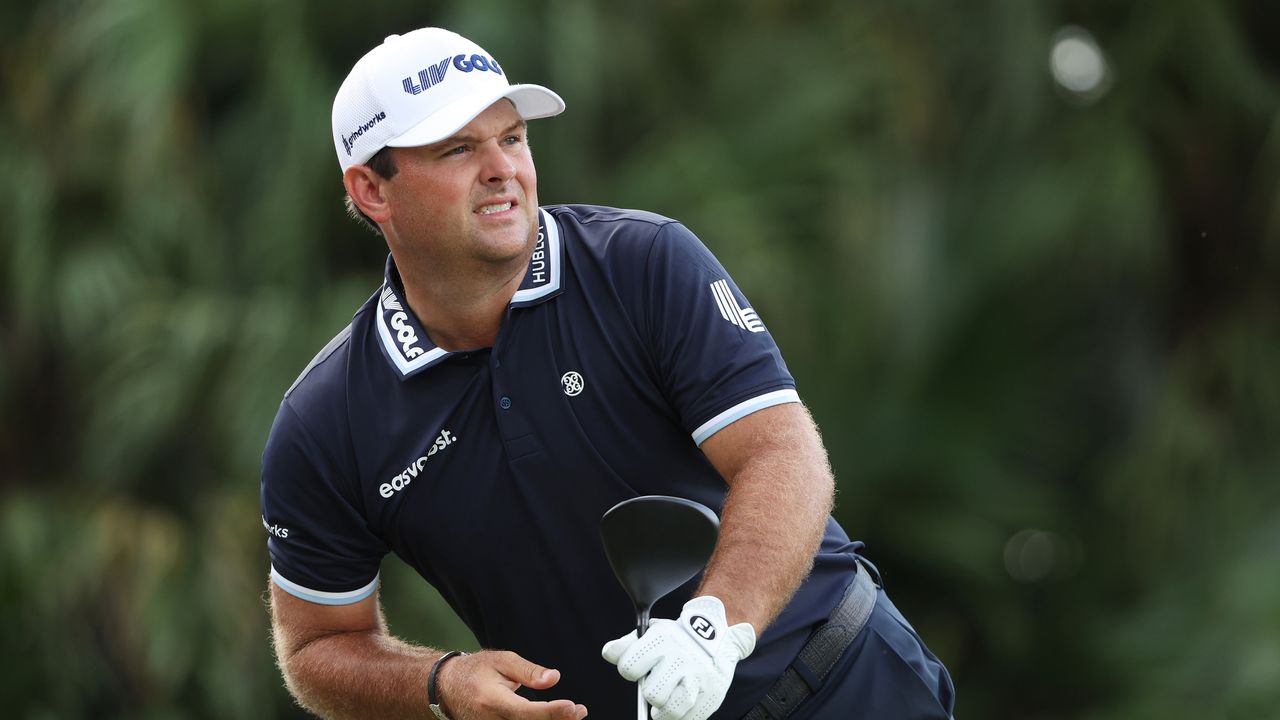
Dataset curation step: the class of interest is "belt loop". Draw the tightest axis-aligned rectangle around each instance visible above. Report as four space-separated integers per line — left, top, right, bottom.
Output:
791 656 822 692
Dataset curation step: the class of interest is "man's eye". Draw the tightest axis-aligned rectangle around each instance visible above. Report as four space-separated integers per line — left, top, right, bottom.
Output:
503 135 523 145
443 145 467 157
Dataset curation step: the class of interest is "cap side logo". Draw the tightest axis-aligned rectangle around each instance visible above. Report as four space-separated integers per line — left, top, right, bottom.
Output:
340 111 387 156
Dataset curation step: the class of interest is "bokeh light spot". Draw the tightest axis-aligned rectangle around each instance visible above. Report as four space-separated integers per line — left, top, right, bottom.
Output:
1050 26 1111 103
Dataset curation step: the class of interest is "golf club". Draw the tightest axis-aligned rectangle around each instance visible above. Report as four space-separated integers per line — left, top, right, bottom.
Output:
600 495 720 720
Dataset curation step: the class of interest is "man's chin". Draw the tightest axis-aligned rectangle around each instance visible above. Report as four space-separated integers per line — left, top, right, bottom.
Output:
471 231 535 266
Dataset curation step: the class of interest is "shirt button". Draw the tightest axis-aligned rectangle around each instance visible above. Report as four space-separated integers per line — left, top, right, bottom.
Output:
499 396 512 409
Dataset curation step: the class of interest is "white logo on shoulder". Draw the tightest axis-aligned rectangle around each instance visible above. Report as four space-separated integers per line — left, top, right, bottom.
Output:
381 287 425 359
561 371 585 396
261 515 290 539
380 429 457 499
709 279 765 333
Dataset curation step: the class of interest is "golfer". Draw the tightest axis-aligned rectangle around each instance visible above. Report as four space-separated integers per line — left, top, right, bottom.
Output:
262 27 955 720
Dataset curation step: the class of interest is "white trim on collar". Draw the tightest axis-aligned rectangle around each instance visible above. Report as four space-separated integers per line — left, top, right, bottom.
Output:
374 208 563 380
510 208 562 305
375 284 450 377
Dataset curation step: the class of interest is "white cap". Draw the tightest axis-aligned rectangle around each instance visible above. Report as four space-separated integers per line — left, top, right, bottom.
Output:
331 28 565 172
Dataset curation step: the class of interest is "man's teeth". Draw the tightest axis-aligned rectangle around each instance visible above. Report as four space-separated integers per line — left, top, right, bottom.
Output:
479 202 512 215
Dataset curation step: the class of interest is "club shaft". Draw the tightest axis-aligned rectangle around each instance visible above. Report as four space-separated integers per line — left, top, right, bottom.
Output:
637 608 651 720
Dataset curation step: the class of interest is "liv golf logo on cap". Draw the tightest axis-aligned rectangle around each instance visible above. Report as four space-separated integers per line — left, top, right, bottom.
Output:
402 53 504 95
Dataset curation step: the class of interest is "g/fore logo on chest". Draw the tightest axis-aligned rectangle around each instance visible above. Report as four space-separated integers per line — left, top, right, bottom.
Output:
381 429 457 499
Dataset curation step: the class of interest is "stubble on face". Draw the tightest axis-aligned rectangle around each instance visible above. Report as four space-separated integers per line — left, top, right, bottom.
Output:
383 101 540 287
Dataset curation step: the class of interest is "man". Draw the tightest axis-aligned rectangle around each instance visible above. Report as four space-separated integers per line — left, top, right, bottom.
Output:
262 26 955 720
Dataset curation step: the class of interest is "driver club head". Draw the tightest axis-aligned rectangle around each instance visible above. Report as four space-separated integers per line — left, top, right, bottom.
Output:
600 495 720 627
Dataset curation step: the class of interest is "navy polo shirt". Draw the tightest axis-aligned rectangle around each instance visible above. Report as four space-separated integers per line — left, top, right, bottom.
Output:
261 205 858 719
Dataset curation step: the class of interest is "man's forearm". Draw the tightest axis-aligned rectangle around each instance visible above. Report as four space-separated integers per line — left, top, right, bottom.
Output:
276 628 439 720
271 584 586 720
697 404 835 630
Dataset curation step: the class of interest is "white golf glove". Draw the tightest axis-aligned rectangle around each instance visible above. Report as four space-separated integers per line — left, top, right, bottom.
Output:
602 596 756 720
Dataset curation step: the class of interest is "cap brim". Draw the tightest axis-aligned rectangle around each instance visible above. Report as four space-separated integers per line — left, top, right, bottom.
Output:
387 84 565 149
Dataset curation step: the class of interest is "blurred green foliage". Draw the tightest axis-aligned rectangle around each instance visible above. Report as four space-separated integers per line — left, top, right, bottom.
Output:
3 0 1278 717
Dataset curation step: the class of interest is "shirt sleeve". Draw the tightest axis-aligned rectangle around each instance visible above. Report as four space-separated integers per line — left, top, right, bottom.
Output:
642 221 800 445
260 399 388 605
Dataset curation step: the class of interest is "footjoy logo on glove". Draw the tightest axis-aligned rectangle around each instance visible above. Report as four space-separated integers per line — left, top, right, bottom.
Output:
689 616 717 640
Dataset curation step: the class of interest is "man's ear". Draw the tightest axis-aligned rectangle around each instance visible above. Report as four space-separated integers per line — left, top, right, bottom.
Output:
343 164 392 225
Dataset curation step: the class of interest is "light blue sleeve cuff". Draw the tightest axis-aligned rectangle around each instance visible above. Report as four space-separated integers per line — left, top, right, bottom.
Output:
691 388 802 446
270 565 380 605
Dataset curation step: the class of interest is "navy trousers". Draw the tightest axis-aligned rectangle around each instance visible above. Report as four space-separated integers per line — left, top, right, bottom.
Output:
784 586 955 720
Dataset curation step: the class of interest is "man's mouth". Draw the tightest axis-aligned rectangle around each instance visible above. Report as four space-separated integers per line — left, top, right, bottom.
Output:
477 201 513 215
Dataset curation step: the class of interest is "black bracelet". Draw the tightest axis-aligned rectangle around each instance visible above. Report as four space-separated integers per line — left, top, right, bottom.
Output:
427 650 468 720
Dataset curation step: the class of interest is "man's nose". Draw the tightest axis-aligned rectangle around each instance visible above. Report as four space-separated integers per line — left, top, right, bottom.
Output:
480 142 517 185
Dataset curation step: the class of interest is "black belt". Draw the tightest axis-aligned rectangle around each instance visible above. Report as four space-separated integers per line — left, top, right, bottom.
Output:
743 562 879 720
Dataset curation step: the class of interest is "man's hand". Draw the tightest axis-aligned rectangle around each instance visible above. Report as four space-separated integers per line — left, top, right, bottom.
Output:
601 596 756 720
437 650 588 719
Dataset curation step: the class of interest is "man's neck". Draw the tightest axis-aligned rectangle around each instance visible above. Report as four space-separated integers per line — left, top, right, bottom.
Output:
396 254 529 352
